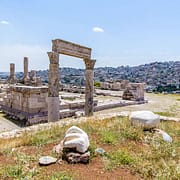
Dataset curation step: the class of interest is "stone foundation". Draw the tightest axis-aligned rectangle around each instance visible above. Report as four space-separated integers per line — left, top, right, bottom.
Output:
0 85 48 125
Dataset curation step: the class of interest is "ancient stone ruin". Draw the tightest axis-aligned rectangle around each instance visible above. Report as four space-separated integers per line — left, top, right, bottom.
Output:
47 39 96 122
122 83 144 101
1 85 48 125
7 63 17 84
0 38 146 126
21 57 42 86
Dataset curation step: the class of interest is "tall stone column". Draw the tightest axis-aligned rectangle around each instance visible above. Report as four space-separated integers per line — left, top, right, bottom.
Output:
8 63 17 84
10 63 15 78
84 59 96 116
47 52 60 122
23 57 29 81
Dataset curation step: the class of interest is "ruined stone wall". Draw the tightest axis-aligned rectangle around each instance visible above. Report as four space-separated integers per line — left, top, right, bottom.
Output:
1 85 48 125
122 83 144 101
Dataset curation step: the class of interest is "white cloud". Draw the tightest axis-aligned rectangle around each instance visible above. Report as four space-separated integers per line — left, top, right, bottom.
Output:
0 20 9 25
92 27 104 33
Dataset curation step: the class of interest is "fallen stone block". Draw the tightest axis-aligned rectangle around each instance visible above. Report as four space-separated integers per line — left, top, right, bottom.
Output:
129 110 160 129
63 126 90 153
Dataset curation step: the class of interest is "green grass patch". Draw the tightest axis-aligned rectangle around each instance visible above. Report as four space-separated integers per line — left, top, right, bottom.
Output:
21 125 67 146
47 171 75 180
0 165 39 179
101 129 119 144
105 149 135 170
154 111 174 117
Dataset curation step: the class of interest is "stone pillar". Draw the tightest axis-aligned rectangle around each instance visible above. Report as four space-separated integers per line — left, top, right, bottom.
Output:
47 52 60 122
10 63 15 78
23 57 29 80
84 59 96 116
8 63 17 84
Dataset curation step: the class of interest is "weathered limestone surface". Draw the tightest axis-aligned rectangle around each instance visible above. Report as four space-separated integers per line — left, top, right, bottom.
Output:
54 126 90 164
84 59 96 116
129 111 160 129
0 85 48 125
122 83 144 101
48 97 60 122
29 70 42 86
48 39 95 118
52 39 91 59
23 57 30 83
63 126 90 153
7 63 17 84
48 52 60 122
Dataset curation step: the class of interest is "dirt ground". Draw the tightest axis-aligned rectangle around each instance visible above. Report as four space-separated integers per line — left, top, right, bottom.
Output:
0 142 141 180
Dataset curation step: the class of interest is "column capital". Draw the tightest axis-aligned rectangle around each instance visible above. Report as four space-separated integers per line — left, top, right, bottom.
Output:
47 52 59 64
84 59 96 70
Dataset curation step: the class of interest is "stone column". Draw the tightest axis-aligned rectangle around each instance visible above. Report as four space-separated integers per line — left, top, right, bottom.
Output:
47 52 60 122
10 63 15 78
84 59 96 116
8 63 17 84
23 57 29 80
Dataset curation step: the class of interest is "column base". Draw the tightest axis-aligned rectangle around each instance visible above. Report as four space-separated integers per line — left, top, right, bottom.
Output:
48 97 60 122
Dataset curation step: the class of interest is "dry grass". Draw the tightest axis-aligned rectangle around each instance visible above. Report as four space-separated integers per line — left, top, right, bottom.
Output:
0 115 179 179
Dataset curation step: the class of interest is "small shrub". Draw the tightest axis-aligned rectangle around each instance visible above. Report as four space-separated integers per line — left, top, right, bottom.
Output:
101 130 118 144
94 81 101 87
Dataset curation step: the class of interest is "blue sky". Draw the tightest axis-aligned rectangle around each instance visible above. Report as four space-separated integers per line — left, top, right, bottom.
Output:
1 0 180 71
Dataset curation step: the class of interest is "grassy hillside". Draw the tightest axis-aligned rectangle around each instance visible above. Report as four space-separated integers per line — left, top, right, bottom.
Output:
0 116 179 179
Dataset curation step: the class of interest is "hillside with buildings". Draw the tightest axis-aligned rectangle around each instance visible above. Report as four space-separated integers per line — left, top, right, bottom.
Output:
0 61 179 92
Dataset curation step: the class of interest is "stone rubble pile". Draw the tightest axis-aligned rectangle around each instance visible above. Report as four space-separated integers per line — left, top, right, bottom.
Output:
54 126 90 164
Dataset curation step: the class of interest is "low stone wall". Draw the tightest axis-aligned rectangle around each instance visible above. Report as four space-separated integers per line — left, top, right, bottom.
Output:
94 100 147 112
60 100 98 110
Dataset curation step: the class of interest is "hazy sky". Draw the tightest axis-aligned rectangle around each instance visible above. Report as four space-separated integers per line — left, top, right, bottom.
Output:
1 0 180 71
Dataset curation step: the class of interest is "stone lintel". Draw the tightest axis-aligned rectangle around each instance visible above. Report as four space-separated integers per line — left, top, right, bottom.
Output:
52 39 91 59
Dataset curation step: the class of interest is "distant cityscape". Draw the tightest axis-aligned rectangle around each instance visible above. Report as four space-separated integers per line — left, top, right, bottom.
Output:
0 61 179 92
